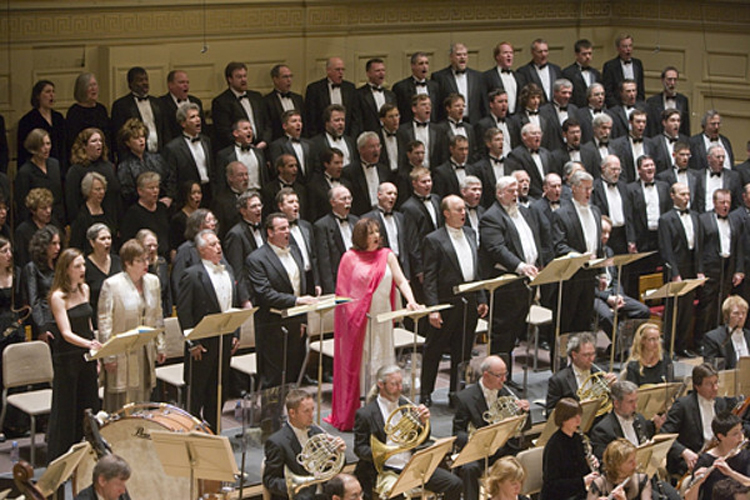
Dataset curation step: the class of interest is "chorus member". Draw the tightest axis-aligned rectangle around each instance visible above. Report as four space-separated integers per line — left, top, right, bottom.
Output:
695 145 742 213
606 80 648 140
439 93 478 161
377 103 402 176
516 39 563 103
651 110 691 174
263 390 346 500
307 148 350 222
580 113 614 168
460 175 485 244
22 226 61 342
14 128 65 227
483 42 522 115
70 172 117 254
159 70 204 145
541 398 599 500
170 209 219 301
314 185 358 294
432 134 473 198
263 64 305 142
326 219 420 431
539 79 579 153
211 161 250 239
575 83 607 144
505 122 554 199
224 191 264 305
473 127 508 208
396 94 446 169
74 454 131 500
392 52 440 125
453 356 531 500
14 188 56 268
120 172 170 259
591 155 629 255
85 223 121 328
689 111 734 171
530 173 564 264
169 181 203 255
98 239 165 411
267 111 315 182
276 188 320 297
351 58 397 137
304 57 356 138
646 66 690 138
602 34 645 108
66 72 111 155
135 229 171 318
47 248 101 462
693 412 750 500
587 439 651 500
703 296 750 370
310 104 357 170
261 154 309 220
421 196 487 404
431 43 484 123
611 110 652 184
177 230 239 430
111 67 166 155
510 83 549 148
116 118 169 208
624 322 673 386
0 238 25 436
563 39 603 109
215 120 267 192
353 365 462 500
342 132 389 216
474 90 515 159
17 80 67 172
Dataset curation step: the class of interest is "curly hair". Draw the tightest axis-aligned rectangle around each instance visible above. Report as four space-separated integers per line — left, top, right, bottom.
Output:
29 225 62 269
70 127 108 167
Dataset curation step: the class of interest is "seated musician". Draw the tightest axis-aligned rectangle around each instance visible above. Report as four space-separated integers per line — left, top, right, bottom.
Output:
587 438 652 500
692 412 750 500
589 380 665 459
486 456 530 500
703 296 750 370
710 478 750 500
324 474 363 500
353 365 462 500
661 363 742 477
75 454 131 500
546 332 617 415
623 322 674 386
263 389 346 500
541 397 600 500
452 355 530 500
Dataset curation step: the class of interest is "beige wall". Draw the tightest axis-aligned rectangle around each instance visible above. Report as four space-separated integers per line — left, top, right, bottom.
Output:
1 0 749 163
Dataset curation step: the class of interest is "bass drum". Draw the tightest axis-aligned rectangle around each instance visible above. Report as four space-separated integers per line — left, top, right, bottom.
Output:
76 403 213 499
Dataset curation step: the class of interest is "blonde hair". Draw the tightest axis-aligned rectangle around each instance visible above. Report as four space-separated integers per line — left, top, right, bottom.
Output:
627 322 663 376
487 457 526 497
603 438 636 483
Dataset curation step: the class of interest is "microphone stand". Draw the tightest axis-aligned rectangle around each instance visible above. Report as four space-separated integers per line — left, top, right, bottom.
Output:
459 296 468 392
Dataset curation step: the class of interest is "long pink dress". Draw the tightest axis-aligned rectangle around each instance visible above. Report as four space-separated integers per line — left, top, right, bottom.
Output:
325 248 395 431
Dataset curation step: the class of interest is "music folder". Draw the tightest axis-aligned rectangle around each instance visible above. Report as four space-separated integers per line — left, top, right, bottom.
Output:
636 382 683 420
385 436 456 499
636 434 677 477
86 326 162 361
150 430 239 482
451 414 527 468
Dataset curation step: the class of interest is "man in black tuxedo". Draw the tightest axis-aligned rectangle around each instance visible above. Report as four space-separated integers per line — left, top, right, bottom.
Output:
352 58 397 137
247 213 318 388
483 42 522 115
392 52 440 125
276 187 321 298
545 332 616 414
695 145 742 213
377 103 402 177
563 39 603 109
311 104 357 169
215 119 268 195
530 172 565 266
111 66 166 156
734 141 750 187
732 184 750 327
539 78 579 153
439 93 479 161
162 102 213 206
592 155 630 255
263 390 345 500
581 113 615 178
650 109 691 173
689 110 735 171
512 170 533 207
159 70 205 145
553 118 600 179
177 229 240 430
261 154 308 221
474 89 516 158
263 64 305 142
396 94 446 170
74 454 131 500
696 189 745 342
472 127 507 208
353 365 462 500
433 135 472 198
516 38 563 104
646 66 691 138
703 296 750 370
211 161 249 240
479 175 542 381
511 83 550 148
656 140 702 210
304 57 356 138
363 182 414 280
420 195 488 405
505 122 554 198
589 381 662 460
552 170 602 334
307 147 350 222
574 82 607 144
460 175 485 244
611 109 653 183
211 62 270 153
431 42 485 123
606 79 648 140
224 191 264 307
658 182 702 357
342 132 389 216
452 356 531 500
602 34 645 108
314 185 358 294
268 110 316 183
661 363 738 475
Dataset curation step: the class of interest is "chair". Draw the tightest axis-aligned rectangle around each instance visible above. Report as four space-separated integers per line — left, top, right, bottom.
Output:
516 445 544 496
639 272 665 318
229 313 258 388
1 341 54 466
155 317 187 406
296 309 335 386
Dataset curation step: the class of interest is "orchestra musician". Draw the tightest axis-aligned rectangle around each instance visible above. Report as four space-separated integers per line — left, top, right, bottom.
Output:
486 456 530 500
702 295 750 370
587 438 652 500
623 322 674 386
324 474 363 500
692 412 750 500
74 454 131 500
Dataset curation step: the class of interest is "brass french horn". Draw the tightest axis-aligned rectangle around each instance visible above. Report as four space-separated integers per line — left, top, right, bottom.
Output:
285 433 345 498
468 395 527 437
577 371 613 417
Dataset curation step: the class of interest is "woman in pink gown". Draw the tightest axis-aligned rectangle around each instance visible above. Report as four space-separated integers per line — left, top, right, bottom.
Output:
325 218 421 431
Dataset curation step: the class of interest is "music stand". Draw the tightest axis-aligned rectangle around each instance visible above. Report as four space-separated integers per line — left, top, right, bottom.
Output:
273 295 351 424
535 398 601 447
635 433 678 477
185 308 257 434
529 254 591 372
643 278 706 359
586 251 655 371
32 441 91 496
451 415 526 480
737 357 750 396
87 326 162 406
637 382 683 420
454 275 524 355
377 304 452 401
383 436 456 500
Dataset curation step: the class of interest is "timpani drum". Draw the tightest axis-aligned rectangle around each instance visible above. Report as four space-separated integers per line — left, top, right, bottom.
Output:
75 403 213 499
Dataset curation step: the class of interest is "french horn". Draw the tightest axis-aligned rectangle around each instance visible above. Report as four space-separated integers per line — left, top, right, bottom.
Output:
285 433 345 498
577 371 613 417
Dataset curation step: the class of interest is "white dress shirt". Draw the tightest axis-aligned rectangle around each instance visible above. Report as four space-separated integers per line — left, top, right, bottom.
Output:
184 136 209 184
677 208 695 250
498 70 517 114
615 412 640 446
506 206 538 269
231 88 258 137
573 199 598 254
447 226 474 282
235 144 261 190
336 216 353 250
270 243 301 296
605 183 625 227
705 170 723 212
201 259 232 312
289 223 311 272
326 132 351 165
641 180 660 231
135 96 158 152
453 71 469 118
717 214 731 257
697 394 715 445
731 328 749 361
328 80 342 106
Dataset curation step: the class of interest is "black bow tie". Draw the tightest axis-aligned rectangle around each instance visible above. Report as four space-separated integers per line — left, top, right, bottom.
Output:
384 130 397 138
416 194 431 202
289 219 298 227
239 144 252 152
592 108 603 115
325 175 340 183
451 162 465 170
364 163 377 169
643 181 655 187
622 60 632 65
450 120 465 128
185 135 200 143
278 91 292 99
599 140 609 147
336 216 348 223
710 171 722 178
414 121 428 128
290 137 301 143
281 181 295 188
717 214 728 220
330 83 341 89
491 157 504 165
536 64 548 70
558 105 568 112
529 149 539 155
248 222 261 231
370 85 383 92
568 145 580 152
606 181 618 188
495 117 506 125
454 69 466 75
631 137 643 144
526 110 539 116
550 201 561 208
379 208 393 217
176 98 187 104
237 93 249 100
666 136 678 144
134 94 149 102
579 65 590 71
678 208 690 215
414 80 427 87
676 168 688 173
501 69 513 74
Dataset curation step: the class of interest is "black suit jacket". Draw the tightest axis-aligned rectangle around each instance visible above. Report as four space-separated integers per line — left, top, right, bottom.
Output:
505 145 555 198
470 156 506 208
516 61 563 103
211 88 270 152
268 135 316 182
158 93 205 144
572 142 608 179
645 93 690 138
703 325 750 370
656 167 701 211
592 178 634 241
562 63 603 108
263 422 324 500
261 178 309 221
401 194 443 276
482 67 523 111
215 144 269 195
439 120 479 161
74 485 130 500
510 110 552 148
224 219 264 304
529 196 564 265
545 364 603 415
552 202 603 257
589 411 656 460
290 218 320 295
574 106 606 144
688 133 735 172
602 57 645 108
111 93 167 153
606 102 648 140
649 133 691 174
423 226 482 305
473 115 519 153
697 210 744 277
731 206 750 278
431 66 486 123
658 208 701 280
478 201 543 278
162 134 214 203
539 102 579 153
352 84 396 137
342 161 390 216
625 179 671 251
307 173 352 222
694 168 742 213
363 208 414 280
432 160 472 198
610 135 654 184
310 132 358 171
313 213 359 294
391 77 440 125
452 383 520 451
304 78 356 137
396 121 447 170
263 90 305 141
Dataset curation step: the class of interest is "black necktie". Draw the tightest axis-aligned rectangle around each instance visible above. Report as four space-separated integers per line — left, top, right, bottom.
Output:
185 135 200 143
414 80 427 87
237 93 249 100
643 181 655 187
414 121 428 128
330 83 341 89
622 60 632 65
134 94 149 102
527 110 539 116
710 171 722 178
454 69 466 75
631 137 643 144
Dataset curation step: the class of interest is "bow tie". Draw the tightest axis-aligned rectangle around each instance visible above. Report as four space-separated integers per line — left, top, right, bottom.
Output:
495 117 506 125
557 105 568 112
529 149 539 155
290 137 301 143
379 208 393 217
592 108 603 115
134 94 149 102
450 120 465 128
568 145 580 152
451 162 465 170
519 196 529 203
208 263 226 272
717 214 728 220
414 121 428 128
184 135 200 143
676 168 688 173
536 64 548 70
678 208 690 215
491 157 504 165
526 110 539 116
550 201 561 208
599 140 609 147
248 222 261 231
336 216 349 223
280 181 295 188
454 69 466 75
237 93 249 100
416 194 431 202
625 106 635 112
579 65 590 71
414 80 427 87
364 163 377 169
606 181 618 188
325 175 340 183
370 85 383 92
710 171 722 178
666 136 678 144
384 130 397 138
278 91 292 99
622 60 633 65
631 137 643 144
501 69 513 74
643 181 655 187
330 83 341 89
289 219 298 227
176 98 187 104
239 144 252 152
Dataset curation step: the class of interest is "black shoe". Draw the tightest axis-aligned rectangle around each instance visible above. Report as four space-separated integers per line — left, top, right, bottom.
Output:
420 395 432 407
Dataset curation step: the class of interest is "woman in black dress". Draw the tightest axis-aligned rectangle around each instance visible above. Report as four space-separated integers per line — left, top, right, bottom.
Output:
116 118 169 209
169 181 203 257
16 80 67 174
21 225 61 342
12 188 55 268
65 73 110 156
70 172 118 254
14 128 65 227
84 223 121 327
487 456 531 500
541 398 599 500
624 322 673 386
47 248 101 463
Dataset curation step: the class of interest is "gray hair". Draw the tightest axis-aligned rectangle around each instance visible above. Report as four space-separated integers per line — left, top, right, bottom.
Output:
356 131 379 150
81 171 107 199
376 364 402 383
74 72 96 103
601 154 621 171
460 175 482 190
566 332 596 357
237 190 261 211
563 161 582 180
569 170 593 187
708 144 726 158
92 454 131 484
611 380 638 402
495 175 517 193
521 122 541 136
86 222 111 242
592 113 613 128
701 109 721 129
194 229 216 249
449 42 467 55
586 83 604 98
176 102 201 124
553 78 573 92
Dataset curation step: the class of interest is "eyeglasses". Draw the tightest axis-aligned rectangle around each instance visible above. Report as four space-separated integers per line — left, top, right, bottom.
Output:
487 371 507 379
